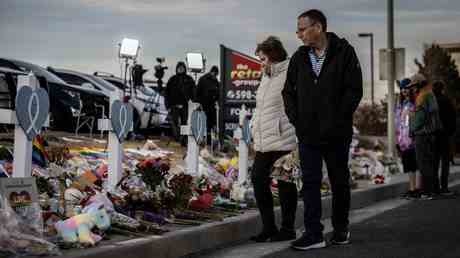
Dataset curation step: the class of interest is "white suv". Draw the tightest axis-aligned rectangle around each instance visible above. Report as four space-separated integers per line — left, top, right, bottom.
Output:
49 68 168 130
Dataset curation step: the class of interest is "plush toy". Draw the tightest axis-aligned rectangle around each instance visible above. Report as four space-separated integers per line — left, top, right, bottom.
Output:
142 139 159 150
54 205 111 246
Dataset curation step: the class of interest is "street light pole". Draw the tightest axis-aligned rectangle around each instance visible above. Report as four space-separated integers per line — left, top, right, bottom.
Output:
387 0 396 157
370 34 374 105
358 33 375 105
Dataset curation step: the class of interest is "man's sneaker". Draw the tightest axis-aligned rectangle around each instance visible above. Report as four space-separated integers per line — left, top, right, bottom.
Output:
291 234 326 251
440 189 455 197
330 231 351 245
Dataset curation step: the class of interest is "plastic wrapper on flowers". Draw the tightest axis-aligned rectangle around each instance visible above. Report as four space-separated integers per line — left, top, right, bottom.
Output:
230 181 255 205
349 148 402 185
0 197 60 257
272 149 302 184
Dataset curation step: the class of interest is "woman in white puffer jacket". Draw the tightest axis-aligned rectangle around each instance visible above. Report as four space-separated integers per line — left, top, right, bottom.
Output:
250 36 298 243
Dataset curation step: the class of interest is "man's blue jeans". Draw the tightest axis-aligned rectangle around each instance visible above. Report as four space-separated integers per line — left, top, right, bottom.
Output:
298 140 351 237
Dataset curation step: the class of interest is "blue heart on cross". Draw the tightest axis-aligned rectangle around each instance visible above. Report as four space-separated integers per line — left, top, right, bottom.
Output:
15 87 50 141
110 100 133 142
242 116 251 145
191 110 207 144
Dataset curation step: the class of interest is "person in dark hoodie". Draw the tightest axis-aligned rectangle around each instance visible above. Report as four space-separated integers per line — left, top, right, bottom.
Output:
165 61 195 144
282 9 363 250
432 80 456 195
195 65 220 135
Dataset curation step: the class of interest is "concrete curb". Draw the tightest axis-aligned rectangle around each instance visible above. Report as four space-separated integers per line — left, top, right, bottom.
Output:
55 169 460 258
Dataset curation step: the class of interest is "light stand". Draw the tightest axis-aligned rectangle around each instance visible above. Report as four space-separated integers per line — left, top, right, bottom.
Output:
123 57 130 95
118 38 140 97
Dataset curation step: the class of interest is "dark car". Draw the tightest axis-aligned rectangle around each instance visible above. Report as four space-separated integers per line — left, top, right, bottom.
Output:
0 66 27 111
0 58 106 131
50 68 168 131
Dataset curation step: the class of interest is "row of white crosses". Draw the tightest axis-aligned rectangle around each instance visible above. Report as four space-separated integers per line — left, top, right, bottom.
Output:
3 74 248 189
1 72 133 192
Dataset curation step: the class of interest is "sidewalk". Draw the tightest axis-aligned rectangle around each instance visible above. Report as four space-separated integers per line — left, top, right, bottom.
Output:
50 165 460 258
263 184 460 258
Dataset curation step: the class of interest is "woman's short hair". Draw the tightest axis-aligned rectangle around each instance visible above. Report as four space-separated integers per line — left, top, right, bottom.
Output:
255 36 288 63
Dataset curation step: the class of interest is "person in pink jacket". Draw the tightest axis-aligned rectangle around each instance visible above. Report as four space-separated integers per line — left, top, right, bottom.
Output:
396 78 420 198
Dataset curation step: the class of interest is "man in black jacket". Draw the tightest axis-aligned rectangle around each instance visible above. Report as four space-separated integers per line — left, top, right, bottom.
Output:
433 81 456 195
282 9 363 250
165 61 195 144
195 66 219 135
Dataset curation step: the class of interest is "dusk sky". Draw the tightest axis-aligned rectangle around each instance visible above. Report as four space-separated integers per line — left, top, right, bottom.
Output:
1 0 460 102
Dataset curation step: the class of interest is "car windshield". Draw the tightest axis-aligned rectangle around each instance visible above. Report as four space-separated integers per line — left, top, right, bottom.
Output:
103 78 126 90
89 75 116 92
9 59 69 85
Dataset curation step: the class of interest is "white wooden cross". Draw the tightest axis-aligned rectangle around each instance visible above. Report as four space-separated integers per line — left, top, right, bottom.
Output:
0 72 49 178
181 101 201 175
234 105 249 184
98 91 126 190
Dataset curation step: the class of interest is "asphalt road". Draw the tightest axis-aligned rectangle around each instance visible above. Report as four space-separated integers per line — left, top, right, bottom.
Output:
263 190 460 258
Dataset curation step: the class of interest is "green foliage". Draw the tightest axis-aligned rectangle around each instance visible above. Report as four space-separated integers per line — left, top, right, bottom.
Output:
136 159 170 191
169 174 194 209
415 44 460 103
353 101 388 136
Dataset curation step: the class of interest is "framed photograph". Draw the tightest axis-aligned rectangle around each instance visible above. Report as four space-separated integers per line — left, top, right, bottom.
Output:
0 177 39 217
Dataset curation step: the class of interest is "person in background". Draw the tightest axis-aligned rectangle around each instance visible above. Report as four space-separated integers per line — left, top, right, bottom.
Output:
165 61 195 145
409 73 443 200
250 36 298 243
195 65 220 140
396 78 421 199
433 80 456 195
282 9 363 250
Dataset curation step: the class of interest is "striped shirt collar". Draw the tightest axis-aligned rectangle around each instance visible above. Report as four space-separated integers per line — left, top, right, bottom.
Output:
308 47 327 77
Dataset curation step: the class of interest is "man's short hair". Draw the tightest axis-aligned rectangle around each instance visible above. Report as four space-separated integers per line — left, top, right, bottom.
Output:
255 36 288 63
298 9 327 32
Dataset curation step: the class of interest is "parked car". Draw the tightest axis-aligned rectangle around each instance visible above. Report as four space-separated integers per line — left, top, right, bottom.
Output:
93 73 169 130
0 58 107 131
0 66 27 110
49 68 168 131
